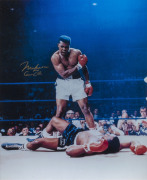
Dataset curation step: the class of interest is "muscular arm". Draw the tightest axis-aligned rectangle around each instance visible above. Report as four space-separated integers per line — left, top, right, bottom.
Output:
81 65 90 81
66 145 86 157
109 125 124 136
66 145 93 157
51 53 79 79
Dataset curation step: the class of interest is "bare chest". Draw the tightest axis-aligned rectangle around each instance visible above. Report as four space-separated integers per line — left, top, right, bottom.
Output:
60 54 78 69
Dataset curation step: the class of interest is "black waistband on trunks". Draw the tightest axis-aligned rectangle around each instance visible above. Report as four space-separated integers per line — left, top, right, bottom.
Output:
57 71 81 79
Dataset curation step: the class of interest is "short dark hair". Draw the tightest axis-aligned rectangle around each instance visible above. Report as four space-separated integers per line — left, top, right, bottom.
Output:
59 35 71 44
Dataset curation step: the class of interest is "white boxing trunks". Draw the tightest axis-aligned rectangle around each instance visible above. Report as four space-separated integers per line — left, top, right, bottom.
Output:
55 77 87 101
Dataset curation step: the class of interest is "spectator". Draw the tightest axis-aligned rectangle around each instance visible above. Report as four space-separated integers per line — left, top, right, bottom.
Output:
117 112 128 132
35 126 42 135
109 112 115 125
80 120 86 129
29 122 36 134
71 110 84 128
38 123 44 131
74 111 80 119
122 109 127 114
109 111 119 126
139 106 147 120
65 110 75 120
130 110 139 118
139 120 147 135
7 128 16 136
135 107 147 131
135 107 147 135
97 120 107 133
0 129 6 136
116 110 121 118
19 126 34 136
93 108 100 122
124 119 139 135
97 120 124 136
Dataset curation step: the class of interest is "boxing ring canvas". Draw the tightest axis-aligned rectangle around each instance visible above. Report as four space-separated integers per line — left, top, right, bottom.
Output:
0 136 147 180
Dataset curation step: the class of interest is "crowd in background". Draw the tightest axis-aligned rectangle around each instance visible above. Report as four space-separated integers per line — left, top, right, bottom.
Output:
0 106 146 136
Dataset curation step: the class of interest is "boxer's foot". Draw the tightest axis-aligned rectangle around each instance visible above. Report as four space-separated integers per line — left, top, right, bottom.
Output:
1 143 24 150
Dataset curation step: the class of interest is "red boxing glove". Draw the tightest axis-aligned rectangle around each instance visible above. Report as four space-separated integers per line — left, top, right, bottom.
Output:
77 54 88 70
83 138 109 153
130 142 147 155
85 81 93 96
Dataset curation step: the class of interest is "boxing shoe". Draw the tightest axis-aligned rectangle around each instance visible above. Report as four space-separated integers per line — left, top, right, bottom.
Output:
130 142 147 155
26 134 43 142
1 143 24 150
83 138 109 153
26 138 37 142
26 130 45 142
26 129 53 142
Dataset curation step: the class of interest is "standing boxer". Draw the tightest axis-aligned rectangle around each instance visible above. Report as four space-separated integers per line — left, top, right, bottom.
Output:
49 35 95 129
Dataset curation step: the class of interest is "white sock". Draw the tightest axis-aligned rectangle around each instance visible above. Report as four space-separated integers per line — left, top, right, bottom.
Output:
42 128 52 138
22 142 29 151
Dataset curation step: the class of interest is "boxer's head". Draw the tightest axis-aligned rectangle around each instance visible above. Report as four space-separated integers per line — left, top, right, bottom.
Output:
59 35 71 44
58 35 71 56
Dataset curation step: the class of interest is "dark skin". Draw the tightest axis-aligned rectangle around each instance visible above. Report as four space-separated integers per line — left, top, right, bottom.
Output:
50 41 95 128
27 117 139 157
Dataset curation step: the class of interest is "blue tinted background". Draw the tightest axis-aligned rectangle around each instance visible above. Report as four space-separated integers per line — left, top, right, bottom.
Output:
0 0 147 118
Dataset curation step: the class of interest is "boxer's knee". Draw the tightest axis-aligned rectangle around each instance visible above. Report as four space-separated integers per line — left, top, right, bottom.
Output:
50 116 60 126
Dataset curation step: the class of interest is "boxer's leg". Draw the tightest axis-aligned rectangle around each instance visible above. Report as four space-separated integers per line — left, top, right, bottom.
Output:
45 116 69 134
1 138 59 151
27 138 59 151
42 99 67 137
27 102 69 142
56 99 67 118
77 98 95 129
